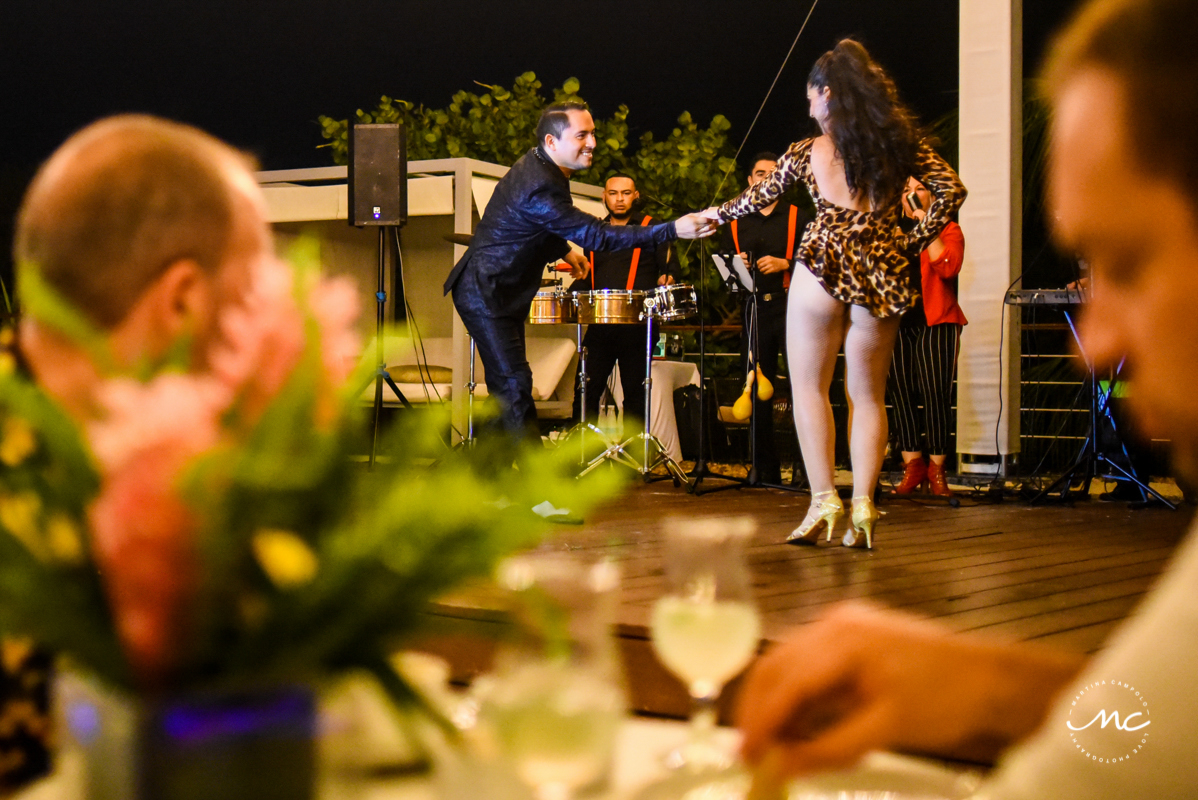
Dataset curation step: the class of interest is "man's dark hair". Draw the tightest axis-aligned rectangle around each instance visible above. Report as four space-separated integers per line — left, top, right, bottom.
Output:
750 152 780 171
1044 0 1198 210
605 172 637 187
536 103 590 147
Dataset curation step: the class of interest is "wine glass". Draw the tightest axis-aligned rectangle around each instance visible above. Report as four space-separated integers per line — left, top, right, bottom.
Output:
480 554 626 800
650 516 761 771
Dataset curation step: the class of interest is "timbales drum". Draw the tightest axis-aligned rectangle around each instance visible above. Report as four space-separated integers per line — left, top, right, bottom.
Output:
529 289 577 324
649 283 698 321
575 290 647 324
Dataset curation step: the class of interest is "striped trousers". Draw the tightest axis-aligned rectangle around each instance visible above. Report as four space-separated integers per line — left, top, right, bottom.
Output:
888 323 962 456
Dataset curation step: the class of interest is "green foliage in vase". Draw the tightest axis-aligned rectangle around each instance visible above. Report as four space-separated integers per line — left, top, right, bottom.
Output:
0 249 620 714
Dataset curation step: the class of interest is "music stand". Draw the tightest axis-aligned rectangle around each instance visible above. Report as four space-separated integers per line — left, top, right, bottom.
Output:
685 240 750 494
691 249 805 496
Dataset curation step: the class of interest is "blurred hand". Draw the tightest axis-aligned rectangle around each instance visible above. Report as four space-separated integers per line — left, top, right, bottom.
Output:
699 206 724 223
675 213 719 240
563 251 589 280
756 256 790 275
736 602 1086 777
657 274 675 286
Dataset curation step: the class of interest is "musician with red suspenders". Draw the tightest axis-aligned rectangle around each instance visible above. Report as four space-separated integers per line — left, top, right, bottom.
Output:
570 174 674 437
719 152 813 484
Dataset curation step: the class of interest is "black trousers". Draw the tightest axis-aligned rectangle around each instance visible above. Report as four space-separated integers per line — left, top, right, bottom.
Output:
573 323 647 436
452 284 540 446
742 295 788 480
889 323 962 456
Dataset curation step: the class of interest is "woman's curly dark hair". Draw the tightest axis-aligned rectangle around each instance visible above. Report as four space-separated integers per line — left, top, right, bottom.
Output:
808 39 923 209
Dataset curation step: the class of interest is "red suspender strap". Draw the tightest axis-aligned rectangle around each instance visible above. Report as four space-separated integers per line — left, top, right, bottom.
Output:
589 251 595 289
730 219 741 254
625 215 652 291
783 205 798 290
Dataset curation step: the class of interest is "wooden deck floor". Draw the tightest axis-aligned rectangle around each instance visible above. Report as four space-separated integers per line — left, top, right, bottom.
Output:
557 482 1192 653
424 480 1193 719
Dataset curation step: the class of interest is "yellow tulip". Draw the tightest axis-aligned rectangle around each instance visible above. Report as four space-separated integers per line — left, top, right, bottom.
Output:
252 529 319 588
0 416 38 467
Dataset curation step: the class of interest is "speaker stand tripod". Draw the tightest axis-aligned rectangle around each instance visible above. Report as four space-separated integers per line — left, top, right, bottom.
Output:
367 226 414 467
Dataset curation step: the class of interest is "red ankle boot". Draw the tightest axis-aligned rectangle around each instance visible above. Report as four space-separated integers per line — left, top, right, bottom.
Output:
927 460 954 497
893 458 928 494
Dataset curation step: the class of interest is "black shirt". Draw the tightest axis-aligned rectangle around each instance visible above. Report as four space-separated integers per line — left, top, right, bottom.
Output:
575 213 673 292
717 201 811 296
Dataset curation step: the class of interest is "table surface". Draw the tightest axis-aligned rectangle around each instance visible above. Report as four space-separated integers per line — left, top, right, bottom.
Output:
21 716 981 800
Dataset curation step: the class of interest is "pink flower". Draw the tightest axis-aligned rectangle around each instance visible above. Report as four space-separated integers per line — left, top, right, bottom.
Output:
89 442 201 688
308 275 362 387
84 256 363 687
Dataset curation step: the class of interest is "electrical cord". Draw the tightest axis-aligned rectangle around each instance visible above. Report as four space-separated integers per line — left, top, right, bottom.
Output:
392 227 465 440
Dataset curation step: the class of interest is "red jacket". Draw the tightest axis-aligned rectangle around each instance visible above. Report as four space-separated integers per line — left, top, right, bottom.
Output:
920 221 968 326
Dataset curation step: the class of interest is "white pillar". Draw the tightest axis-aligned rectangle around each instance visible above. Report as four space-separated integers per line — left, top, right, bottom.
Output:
956 0 1022 460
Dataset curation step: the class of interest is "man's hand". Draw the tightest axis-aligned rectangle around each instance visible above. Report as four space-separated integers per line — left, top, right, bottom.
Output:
756 255 790 275
657 274 675 286
675 212 719 240
563 251 589 280
736 602 1086 777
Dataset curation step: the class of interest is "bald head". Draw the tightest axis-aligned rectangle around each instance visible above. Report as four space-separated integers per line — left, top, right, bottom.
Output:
15 114 266 329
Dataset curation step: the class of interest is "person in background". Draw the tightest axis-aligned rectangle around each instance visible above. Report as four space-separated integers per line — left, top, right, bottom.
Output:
443 103 714 450
718 153 811 485
705 40 966 548
888 177 967 498
570 173 674 437
735 2 1198 797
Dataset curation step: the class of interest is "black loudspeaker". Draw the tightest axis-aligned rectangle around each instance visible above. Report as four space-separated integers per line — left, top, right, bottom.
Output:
348 122 407 227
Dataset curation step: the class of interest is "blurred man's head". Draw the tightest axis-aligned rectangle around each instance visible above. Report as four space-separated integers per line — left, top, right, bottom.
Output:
603 174 639 221
14 115 271 391
1045 0 1198 454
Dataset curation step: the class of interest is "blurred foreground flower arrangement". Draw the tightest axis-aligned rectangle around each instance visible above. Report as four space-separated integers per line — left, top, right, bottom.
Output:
0 245 616 711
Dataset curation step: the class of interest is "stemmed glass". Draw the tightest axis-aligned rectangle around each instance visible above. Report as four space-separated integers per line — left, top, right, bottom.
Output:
650 516 761 771
480 554 626 800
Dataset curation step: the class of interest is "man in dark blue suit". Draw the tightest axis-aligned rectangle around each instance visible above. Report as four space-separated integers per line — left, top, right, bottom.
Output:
444 102 715 444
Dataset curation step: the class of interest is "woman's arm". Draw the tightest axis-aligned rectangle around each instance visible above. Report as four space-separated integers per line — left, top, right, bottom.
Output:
716 139 812 222
900 143 967 253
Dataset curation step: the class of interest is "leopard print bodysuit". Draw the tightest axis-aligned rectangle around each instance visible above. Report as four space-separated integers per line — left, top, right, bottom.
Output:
718 138 967 318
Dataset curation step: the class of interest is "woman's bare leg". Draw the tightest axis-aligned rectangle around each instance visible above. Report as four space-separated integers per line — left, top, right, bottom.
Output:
843 304 902 498
785 266 848 494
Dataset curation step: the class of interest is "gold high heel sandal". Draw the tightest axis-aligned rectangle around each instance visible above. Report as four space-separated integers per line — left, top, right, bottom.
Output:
786 490 843 545
843 495 882 549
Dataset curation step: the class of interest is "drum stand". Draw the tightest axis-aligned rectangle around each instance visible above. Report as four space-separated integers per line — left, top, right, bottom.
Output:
561 321 619 465
577 303 690 486
454 336 478 449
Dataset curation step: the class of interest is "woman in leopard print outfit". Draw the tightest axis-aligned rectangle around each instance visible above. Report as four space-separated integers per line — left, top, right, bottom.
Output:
711 39 966 548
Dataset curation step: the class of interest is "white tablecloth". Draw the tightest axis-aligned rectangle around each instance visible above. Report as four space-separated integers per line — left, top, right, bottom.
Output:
609 360 700 463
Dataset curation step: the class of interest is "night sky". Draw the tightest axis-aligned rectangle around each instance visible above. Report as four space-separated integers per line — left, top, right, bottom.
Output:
2 0 1084 276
